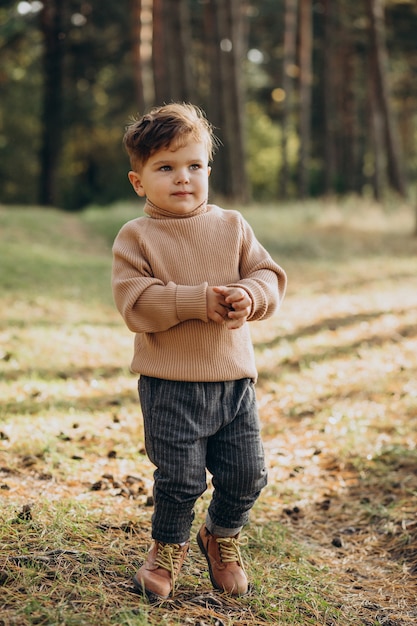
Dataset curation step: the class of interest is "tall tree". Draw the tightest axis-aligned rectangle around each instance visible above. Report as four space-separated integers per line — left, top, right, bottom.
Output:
164 0 193 102
322 0 337 194
39 0 65 206
210 0 249 202
152 0 193 104
203 0 225 197
130 0 145 113
317 1 364 195
366 0 407 196
368 70 386 200
298 0 312 198
279 0 298 198
152 0 167 103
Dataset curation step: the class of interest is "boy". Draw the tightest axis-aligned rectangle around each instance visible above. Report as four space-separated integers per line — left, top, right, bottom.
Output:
112 103 287 599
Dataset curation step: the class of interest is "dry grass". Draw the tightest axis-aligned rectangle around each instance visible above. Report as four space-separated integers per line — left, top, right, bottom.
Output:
1 198 417 625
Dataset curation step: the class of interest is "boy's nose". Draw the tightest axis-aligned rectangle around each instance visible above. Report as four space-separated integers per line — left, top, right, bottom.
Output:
175 168 190 183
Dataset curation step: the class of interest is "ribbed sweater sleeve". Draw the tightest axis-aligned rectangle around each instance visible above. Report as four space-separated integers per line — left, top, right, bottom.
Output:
228 215 286 321
112 222 208 333
112 204 287 382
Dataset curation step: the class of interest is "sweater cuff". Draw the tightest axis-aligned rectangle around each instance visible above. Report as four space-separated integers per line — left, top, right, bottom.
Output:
176 283 208 322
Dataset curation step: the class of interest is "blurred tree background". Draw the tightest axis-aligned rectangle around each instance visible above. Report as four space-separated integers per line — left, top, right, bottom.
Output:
0 0 416 211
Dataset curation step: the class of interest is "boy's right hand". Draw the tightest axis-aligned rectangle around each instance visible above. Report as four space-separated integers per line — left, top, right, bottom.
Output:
206 286 233 325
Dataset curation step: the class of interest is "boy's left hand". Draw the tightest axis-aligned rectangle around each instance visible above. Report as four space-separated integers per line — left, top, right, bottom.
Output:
213 286 252 329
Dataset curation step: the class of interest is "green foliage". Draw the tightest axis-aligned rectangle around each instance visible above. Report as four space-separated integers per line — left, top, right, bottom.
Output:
1 1 417 208
0 1 134 210
59 124 130 211
246 102 281 200
0 5 42 204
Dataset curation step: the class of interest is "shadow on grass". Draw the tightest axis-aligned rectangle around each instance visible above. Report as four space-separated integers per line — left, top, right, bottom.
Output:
254 306 417 350
258 322 417 381
1 364 130 383
2 388 138 418
0 317 123 330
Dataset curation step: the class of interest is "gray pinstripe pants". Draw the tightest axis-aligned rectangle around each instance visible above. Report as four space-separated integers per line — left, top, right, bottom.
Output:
138 376 268 544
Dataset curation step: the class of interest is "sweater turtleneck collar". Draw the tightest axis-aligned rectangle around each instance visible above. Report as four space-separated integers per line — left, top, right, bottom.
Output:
144 198 208 219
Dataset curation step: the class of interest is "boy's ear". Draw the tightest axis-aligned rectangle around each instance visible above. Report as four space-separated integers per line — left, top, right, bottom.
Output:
128 171 145 197
208 166 211 177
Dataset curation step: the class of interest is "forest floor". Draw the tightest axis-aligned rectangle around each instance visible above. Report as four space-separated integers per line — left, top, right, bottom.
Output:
1 198 417 625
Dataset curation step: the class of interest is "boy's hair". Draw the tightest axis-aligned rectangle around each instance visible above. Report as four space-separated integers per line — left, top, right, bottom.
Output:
124 103 218 171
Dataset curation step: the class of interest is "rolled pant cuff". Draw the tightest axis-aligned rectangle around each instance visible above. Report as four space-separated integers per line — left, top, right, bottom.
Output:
205 513 243 538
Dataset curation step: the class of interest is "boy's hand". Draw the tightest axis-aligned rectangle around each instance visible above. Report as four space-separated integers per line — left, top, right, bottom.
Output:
207 286 252 329
206 286 232 325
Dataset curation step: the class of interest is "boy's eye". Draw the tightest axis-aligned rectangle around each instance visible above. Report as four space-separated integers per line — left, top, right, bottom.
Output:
190 163 201 170
160 165 171 171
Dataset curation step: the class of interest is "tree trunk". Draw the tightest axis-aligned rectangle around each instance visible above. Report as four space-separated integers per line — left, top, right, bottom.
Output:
322 0 336 194
153 0 193 104
213 0 249 202
39 0 65 206
298 0 312 198
368 66 385 201
203 0 225 198
366 0 407 196
342 41 359 192
164 0 193 102
279 0 298 199
129 0 145 113
152 0 168 103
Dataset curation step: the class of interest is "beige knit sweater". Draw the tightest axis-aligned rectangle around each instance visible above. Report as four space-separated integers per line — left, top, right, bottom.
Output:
112 201 287 382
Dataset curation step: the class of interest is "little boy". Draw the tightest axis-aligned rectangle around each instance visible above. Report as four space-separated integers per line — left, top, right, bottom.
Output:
112 103 287 599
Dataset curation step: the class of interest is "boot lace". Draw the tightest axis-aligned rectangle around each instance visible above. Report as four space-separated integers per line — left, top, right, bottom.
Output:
216 536 248 570
154 543 186 595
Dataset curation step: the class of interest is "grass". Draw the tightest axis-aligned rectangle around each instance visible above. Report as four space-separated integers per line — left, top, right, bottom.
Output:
1 197 417 625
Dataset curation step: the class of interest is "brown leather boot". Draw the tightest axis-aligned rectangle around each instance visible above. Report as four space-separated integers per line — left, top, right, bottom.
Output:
197 525 248 595
133 541 189 599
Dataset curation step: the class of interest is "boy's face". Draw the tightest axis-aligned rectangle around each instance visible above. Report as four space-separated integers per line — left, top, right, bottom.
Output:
128 139 211 215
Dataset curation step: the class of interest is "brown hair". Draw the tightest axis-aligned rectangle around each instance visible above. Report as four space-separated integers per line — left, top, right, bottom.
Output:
123 103 218 171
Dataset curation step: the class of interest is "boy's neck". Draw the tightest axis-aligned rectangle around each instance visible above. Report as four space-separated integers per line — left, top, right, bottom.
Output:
144 198 208 219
